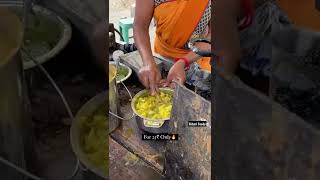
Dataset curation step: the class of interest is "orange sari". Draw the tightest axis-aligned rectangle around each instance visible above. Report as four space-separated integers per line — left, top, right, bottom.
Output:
153 0 211 72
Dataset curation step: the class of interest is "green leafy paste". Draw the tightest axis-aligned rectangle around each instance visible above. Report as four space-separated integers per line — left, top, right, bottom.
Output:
116 65 129 82
21 13 61 61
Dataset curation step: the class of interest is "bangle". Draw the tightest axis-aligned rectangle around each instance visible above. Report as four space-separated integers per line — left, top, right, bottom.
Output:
175 57 190 70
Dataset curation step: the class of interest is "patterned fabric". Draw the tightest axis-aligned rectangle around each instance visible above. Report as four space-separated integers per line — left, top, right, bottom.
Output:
154 0 211 36
239 1 291 76
154 0 168 6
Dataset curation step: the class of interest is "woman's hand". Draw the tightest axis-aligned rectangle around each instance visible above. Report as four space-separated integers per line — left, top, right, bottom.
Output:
194 41 211 52
138 62 162 95
165 60 186 88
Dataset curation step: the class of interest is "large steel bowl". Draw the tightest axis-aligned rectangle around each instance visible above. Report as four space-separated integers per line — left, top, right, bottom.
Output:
70 91 107 179
7 4 72 70
131 88 174 129
109 61 132 84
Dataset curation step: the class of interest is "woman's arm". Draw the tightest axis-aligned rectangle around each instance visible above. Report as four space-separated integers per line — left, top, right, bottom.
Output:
213 0 242 76
134 0 161 95
165 36 211 87
171 24 212 70
164 47 204 88
134 0 155 66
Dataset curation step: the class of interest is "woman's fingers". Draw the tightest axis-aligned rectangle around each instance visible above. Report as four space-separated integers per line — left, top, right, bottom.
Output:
138 71 150 88
176 77 184 84
165 73 174 87
149 71 161 95
169 82 176 89
149 81 158 95
165 77 183 89
166 74 185 88
159 79 167 87
138 65 162 95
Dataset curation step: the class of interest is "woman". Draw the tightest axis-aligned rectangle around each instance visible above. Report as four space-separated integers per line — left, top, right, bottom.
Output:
134 0 212 95
213 0 255 76
213 0 277 75
214 0 289 95
134 0 277 95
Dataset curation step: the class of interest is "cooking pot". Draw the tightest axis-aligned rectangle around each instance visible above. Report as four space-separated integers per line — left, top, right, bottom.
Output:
0 6 27 179
108 62 134 133
70 91 107 179
108 64 120 133
131 88 173 133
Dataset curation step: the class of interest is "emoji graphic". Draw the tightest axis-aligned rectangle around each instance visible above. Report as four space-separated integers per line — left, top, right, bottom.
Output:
171 135 176 140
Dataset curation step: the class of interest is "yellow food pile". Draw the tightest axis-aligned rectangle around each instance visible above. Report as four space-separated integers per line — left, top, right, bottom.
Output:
80 105 108 176
135 91 173 120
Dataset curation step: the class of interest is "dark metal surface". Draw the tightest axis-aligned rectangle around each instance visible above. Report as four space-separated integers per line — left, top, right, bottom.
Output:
214 75 320 180
272 27 320 128
135 116 171 134
110 119 165 172
109 137 164 180
164 84 211 180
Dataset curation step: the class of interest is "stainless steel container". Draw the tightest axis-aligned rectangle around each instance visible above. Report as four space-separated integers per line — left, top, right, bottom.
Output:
131 88 173 133
108 64 120 133
0 7 27 180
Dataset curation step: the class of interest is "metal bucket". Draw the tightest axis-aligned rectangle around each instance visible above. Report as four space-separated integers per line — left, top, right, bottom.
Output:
70 91 107 179
131 88 173 133
108 62 134 131
0 6 27 180
109 64 120 133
